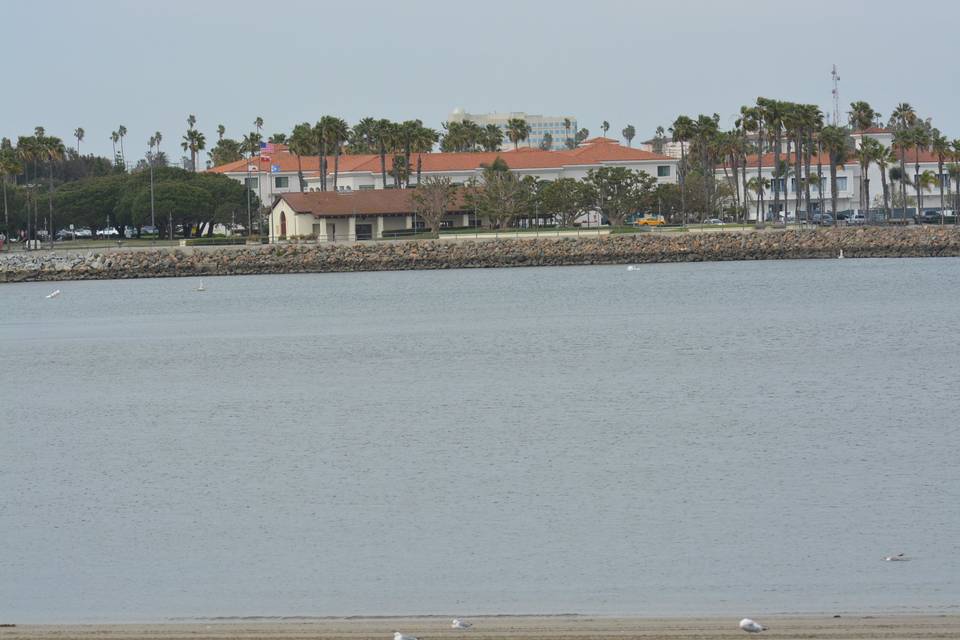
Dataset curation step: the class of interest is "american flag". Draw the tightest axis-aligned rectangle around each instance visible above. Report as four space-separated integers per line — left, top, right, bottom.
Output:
259 142 274 155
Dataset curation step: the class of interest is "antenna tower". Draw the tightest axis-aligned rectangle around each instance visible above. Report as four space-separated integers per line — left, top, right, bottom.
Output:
831 65 841 125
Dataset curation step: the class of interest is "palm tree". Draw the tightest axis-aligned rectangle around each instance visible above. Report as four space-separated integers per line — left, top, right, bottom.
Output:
910 124 931 215
110 131 119 166
325 117 350 191
506 118 530 150
217 124 226 141
40 134 65 243
117 125 128 168
622 124 636 147
872 141 897 220
856 138 882 218
181 128 205 173
736 106 762 221
890 103 917 218
254 116 263 135
931 131 950 220
670 115 695 224
758 98 785 220
373 119 392 189
73 127 84 154
848 101 878 213
482 124 503 152
601 120 610 138
800 104 824 222
411 124 439 185
288 122 314 192
563 118 572 148
952 139 960 220
819 125 849 215
0 139 21 240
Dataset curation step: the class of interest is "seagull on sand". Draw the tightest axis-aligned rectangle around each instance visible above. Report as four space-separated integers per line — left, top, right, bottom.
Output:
394 632 418 640
739 618 767 633
45 289 61 299
451 619 472 629
884 552 909 561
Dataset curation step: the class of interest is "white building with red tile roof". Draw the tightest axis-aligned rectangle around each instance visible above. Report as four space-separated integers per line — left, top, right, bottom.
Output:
210 137 678 206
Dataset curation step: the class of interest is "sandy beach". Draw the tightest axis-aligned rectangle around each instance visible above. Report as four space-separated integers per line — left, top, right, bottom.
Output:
2 615 959 640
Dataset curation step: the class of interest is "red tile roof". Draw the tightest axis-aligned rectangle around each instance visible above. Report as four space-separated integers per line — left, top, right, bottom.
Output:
852 127 891 135
277 189 470 218
210 139 672 177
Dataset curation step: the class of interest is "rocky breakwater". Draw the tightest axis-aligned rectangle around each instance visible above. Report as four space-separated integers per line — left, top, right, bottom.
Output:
2 226 960 283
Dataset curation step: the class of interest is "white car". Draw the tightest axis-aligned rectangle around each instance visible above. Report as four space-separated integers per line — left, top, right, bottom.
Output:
848 212 867 225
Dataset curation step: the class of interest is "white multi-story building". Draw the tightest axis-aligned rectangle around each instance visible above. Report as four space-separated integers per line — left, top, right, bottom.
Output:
448 108 577 150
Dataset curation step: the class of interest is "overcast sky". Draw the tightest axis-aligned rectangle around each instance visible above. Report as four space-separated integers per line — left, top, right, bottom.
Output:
5 0 959 160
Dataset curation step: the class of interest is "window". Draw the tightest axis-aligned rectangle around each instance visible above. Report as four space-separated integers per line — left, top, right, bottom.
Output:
836 177 848 191
245 177 257 189
657 165 671 177
941 174 952 189
274 176 289 188
769 178 786 192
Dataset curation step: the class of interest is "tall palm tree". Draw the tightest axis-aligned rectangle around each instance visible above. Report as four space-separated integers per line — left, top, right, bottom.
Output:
931 131 950 220
325 117 350 191
73 127 84 155
373 119 392 189
758 98 785 220
288 122 314 192
736 106 762 221
40 135 65 243
563 118 572 148
910 124 931 214
411 124 439 185
819 125 849 215
800 104 824 222
601 120 610 138
622 124 636 147
217 124 226 141
872 141 896 220
482 124 503 152
110 131 119 166
670 115 695 224
0 139 21 240
856 138 883 218
848 101 878 213
890 103 917 218
117 125 128 168
952 139 960 220
506 118 530 150
254 116 263 135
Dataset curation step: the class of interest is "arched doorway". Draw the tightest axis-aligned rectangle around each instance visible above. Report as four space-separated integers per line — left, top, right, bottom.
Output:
280 211 287 237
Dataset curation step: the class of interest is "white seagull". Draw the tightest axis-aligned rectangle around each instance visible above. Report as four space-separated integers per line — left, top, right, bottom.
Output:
394 632 418 640
884 552 909 561
45 289 61 299
739 618 767 633
451 619 472 629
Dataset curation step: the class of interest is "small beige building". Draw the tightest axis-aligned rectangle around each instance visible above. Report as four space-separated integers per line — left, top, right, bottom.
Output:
270 190 473 241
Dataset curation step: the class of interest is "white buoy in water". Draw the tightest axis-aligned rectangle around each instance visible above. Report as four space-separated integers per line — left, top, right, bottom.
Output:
45 289 61 299
627 265 637 271
739 618 767 633
884 552 909 561
195 280 205 292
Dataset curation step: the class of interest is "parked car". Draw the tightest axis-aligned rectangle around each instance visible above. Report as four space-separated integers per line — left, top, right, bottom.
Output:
812 213 834 226
848 212 867 225
634 215 665 226
919 209 953 224
703 218 724 225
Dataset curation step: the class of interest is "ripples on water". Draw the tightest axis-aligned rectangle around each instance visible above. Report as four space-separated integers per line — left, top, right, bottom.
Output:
1 258 959 622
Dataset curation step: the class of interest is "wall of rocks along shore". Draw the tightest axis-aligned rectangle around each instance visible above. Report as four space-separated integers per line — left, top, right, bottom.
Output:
3 227 960 283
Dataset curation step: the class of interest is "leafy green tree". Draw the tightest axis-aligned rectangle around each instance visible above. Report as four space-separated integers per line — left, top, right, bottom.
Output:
538 132 553 151
411 175 456 236
581 166 658 227
209 138 243 167
467 160 530 229
56 174 127 235
268 133 287 144
538 178 587 227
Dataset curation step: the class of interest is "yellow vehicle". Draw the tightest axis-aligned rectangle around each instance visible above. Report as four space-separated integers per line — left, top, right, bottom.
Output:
634 215 665 226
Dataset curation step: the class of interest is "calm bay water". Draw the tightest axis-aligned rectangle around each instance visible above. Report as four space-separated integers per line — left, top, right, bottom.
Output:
2 258 959 622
